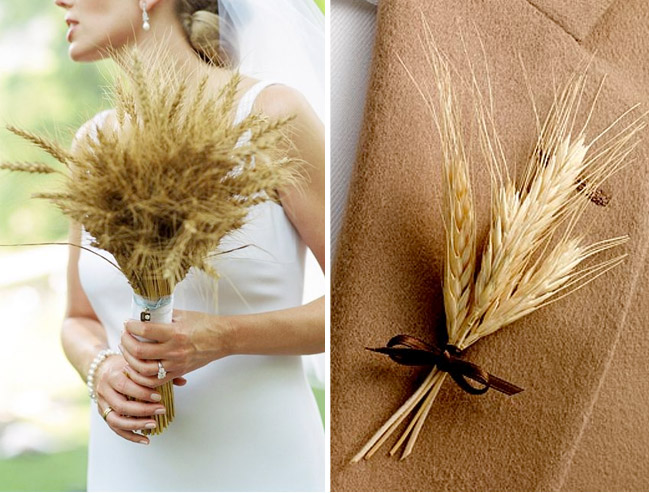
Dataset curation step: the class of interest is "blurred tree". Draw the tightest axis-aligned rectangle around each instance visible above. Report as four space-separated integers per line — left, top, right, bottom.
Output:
0 0 111 245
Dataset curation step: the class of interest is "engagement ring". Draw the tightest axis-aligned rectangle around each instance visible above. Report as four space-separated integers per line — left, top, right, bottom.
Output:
157 361 167 379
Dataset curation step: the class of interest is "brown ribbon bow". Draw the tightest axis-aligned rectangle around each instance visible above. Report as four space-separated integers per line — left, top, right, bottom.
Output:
368 335 523 396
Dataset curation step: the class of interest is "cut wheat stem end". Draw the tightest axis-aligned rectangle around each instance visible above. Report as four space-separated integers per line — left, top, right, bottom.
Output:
351 368 443 463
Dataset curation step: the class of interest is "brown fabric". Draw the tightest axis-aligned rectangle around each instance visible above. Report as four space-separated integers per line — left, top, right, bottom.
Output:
560 1 649 490
331 0 649 491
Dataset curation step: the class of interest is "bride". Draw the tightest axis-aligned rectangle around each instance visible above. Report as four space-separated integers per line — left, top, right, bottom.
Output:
52 0 324 491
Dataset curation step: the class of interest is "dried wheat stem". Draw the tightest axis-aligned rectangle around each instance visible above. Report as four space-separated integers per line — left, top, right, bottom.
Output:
389 370 446 458
350 368 439 463
363 397 419 460
401 371 447 460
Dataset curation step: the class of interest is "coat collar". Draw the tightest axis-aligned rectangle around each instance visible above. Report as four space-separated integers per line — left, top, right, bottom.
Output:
526 0 616 40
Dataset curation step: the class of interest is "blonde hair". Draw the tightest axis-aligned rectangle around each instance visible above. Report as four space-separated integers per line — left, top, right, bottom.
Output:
176 0 236 66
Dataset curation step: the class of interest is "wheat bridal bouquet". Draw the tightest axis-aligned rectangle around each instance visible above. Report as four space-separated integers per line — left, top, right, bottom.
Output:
1 47 300 435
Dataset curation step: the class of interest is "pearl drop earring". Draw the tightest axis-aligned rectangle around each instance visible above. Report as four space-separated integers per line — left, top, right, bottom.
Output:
140 1 151 31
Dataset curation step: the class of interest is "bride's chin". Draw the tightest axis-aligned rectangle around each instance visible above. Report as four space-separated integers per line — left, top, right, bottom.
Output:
68 43 103 63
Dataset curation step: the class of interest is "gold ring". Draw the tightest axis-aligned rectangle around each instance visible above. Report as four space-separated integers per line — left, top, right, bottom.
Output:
102 406 114 421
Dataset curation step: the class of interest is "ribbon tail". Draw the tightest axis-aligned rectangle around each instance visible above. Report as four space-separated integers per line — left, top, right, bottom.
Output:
487 373 524 396
448 370 489 395
366 346 441 366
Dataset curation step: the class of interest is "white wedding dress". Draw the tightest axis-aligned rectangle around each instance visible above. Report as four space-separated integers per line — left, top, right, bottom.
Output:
78 80 325 492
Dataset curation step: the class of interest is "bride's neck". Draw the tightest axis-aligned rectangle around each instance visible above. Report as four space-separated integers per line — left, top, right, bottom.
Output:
115 24 233 84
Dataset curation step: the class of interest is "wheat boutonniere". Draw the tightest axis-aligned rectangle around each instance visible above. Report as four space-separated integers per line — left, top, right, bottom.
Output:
1 46 302 435
353 25 644 462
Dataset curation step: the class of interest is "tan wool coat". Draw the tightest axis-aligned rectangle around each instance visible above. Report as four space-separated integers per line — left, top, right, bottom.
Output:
331 0 649 490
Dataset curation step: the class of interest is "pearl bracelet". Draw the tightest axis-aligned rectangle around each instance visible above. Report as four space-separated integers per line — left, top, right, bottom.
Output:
87 348 120 402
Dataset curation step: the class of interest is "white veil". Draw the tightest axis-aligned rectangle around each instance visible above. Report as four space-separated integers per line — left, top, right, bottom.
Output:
217 0 325 122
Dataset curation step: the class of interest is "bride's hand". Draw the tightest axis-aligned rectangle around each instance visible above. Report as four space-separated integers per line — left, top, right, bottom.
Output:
93 354 169 445
120 309 232 388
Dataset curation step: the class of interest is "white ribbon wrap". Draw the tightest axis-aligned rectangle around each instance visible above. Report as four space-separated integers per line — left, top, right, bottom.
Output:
130 294 174 342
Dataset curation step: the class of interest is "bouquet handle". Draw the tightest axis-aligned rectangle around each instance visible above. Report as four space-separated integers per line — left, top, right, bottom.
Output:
129 293 176 435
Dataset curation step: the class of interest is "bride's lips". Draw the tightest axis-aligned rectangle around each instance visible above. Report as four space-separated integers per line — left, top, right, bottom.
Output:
65 18 79 42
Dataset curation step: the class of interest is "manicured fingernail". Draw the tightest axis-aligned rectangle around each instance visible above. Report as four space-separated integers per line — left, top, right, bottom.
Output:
139 439 149 445
145 423 157 429
154 408 166 415
151 393 162 401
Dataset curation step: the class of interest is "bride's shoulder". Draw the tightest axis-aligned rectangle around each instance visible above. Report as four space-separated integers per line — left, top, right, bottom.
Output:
254 83 313 122
72 109 117 149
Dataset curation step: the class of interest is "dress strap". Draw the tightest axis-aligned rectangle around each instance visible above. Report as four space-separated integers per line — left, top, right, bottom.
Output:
233 80 280 125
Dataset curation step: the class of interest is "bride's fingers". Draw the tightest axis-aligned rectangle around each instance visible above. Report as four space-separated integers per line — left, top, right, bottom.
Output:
116 367 166 400
173 377 187 386
120 330 171 360
111 426 150 446
124 364 177 388
123 366 153 388
105 409 158 433
103 387 166 417
96 398 150 445
119 345 159 377
98 391 160 429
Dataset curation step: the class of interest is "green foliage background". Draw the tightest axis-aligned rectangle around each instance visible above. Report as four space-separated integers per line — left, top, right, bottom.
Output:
0 1 110 245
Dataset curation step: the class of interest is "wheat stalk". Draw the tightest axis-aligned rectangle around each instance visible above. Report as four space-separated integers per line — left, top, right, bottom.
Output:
470 237 628 342
433 48 477 344
5 126 74 166
0 162 59 174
